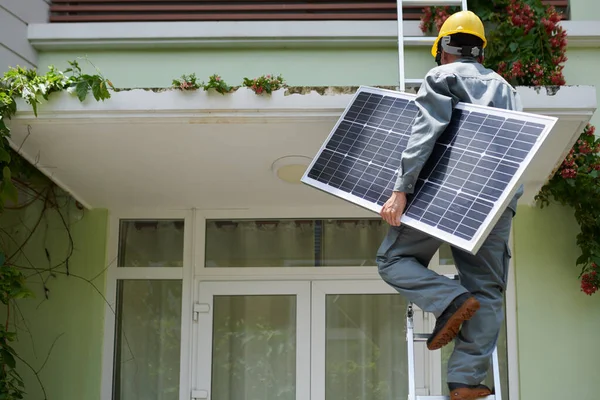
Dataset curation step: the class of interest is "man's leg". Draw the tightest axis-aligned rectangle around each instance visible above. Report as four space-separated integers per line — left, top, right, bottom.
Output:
447 207 514 388
376 224 468 319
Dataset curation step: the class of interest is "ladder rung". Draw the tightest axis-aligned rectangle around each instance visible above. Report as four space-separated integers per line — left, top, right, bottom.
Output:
404 79 423 86
401 0 463 5
417 396 496 400
404 36 437 46
413 333 430 342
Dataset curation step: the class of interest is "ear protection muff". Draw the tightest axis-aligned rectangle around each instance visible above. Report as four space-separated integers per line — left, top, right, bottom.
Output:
440 35 484 58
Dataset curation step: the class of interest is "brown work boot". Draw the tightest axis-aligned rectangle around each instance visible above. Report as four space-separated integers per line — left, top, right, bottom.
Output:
427 293 480 350
449 384 492 400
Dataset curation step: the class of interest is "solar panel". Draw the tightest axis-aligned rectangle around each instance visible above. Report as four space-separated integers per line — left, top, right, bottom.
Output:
301 86 557 254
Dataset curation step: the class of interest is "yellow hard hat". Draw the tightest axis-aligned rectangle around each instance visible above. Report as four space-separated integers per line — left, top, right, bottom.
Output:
431 10 487 58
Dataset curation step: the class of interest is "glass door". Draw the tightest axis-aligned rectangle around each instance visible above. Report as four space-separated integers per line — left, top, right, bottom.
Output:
311 280 438 400
195 281 311 400
195 280 440 400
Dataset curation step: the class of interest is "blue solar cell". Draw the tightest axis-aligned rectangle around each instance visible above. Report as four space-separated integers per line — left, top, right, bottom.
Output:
302 87 556 253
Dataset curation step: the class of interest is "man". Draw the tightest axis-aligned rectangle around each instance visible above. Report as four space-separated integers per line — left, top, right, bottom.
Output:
376 10 523 400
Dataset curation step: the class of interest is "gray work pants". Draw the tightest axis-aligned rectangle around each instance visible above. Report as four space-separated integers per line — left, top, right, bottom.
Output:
376 206 514 385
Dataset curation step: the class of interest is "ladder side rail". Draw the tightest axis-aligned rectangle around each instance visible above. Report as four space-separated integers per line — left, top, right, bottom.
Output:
492 347 502 400
406 304 417 400
396 0 406 91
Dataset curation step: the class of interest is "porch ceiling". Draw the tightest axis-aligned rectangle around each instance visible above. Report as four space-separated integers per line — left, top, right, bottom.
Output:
7 85 597 212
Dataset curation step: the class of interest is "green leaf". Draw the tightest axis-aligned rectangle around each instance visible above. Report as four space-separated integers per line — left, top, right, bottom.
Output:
75 81 89 101
590 170 599 178
1 349 16 368
509 42 519 52
576 253 589 265
1 178 18 203
91 80 108 101
0 146 10 163
3 165 11 180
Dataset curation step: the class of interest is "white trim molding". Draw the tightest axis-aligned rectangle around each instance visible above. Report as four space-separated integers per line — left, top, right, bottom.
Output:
27 20 600 51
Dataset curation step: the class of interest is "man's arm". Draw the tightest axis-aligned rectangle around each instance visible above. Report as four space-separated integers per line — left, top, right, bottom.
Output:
380 71 457 226
394 71 458 194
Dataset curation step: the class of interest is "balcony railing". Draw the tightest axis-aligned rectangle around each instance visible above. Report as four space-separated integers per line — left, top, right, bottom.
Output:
49 1 569 23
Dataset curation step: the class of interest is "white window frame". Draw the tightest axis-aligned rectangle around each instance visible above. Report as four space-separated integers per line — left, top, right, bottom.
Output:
101 209 194 400
101 206 520 400
195 281 311 400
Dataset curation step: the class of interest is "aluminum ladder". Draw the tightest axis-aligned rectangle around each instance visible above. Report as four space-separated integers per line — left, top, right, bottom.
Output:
395 0 469 91
406 274 502 400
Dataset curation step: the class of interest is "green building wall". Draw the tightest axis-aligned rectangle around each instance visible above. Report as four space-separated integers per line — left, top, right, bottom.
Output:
14 8 600 399
1 199 108 400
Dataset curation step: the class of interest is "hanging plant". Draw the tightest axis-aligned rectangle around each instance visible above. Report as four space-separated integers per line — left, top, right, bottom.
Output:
172 73 201 91
242 74 285 95
421 0 599 296
202 74 233 95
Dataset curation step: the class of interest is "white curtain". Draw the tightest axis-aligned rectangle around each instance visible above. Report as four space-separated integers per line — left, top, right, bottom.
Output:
325 294 408 400
116 280 183 400
211 295 297 400
119 220 184 268
115 220 185 400
205 220 389 268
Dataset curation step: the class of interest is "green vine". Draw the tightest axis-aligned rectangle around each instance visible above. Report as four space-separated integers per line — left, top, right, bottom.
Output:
0 59 112 399
421 0 599 296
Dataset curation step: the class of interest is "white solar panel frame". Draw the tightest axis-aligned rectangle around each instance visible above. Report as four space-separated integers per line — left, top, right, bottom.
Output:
301 86 558 254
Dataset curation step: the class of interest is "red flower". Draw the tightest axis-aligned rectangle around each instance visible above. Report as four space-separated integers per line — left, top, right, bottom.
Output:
550 71 565 85
560 168 577 179
581 272 599 296
586 125 596 136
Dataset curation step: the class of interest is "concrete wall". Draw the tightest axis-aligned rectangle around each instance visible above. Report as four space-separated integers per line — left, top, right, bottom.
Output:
0 0 48 74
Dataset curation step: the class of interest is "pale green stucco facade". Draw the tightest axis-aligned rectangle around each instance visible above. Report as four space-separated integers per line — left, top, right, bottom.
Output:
1 200 108 400
6 2 600 399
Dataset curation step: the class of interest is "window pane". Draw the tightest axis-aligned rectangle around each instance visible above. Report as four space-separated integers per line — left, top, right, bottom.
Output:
114 280 182 400
118 220 184 267
321 220 389 266
212 295 297 400
439 243 455 266
205 219 388 267
205 220 314 267
325 294 408 400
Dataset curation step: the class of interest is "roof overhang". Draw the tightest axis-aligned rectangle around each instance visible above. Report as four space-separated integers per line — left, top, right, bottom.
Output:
7 85 596 212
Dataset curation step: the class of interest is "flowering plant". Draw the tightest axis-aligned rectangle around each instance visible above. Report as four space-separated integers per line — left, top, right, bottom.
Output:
420 1 566 86
202 74 232 95
172 73 201 90
243 74 285 94
422 0 600 296
537 124 600 295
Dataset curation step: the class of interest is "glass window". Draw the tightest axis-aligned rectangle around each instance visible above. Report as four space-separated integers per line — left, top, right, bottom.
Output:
325 294 408 400
211 295 297 400
205 219 388 268
118 220 184 268
113 280 183 400
439 243 455 266
321 220 389 266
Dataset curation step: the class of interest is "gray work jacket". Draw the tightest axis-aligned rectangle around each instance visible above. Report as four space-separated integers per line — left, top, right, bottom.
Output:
394 58 524 213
